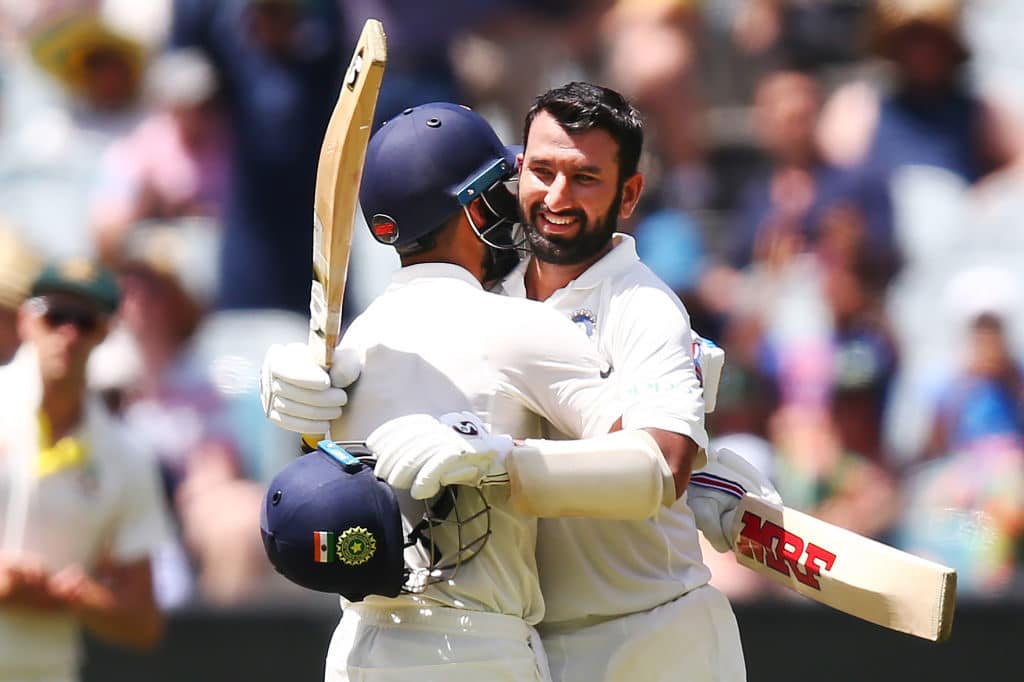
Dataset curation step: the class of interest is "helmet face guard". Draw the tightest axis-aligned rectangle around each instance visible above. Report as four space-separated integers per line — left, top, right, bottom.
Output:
402 485 493 593
456 157 528 253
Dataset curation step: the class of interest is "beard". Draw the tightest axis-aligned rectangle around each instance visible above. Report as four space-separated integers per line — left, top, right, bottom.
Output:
522 187 622 265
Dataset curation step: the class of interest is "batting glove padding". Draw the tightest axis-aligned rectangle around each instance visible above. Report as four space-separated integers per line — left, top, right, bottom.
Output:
367 411 513 500
260 342 362 434
688 447 783 553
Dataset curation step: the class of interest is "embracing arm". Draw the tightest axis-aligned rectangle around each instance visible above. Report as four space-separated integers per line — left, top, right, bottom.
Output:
610 418 699 500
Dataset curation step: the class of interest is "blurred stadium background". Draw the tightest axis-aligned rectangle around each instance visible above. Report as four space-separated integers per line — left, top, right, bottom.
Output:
1 0 1022 679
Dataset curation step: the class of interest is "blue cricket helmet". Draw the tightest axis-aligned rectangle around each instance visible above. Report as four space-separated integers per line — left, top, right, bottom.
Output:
260 442 405 601
360 102 519 250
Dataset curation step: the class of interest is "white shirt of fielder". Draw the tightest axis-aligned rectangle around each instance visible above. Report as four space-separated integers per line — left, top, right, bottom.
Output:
0 345 170 680
324 263 625 681
499 234 746 682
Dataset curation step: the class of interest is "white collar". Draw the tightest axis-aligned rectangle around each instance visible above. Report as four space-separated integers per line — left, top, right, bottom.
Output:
501 233 640 297
390 263 483 289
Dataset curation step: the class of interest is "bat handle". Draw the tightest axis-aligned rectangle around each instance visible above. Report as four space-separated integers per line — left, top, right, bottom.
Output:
298 334 335 453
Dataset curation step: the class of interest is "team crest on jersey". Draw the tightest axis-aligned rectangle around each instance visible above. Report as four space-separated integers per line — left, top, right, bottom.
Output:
571 308 597 338
338 526 377 566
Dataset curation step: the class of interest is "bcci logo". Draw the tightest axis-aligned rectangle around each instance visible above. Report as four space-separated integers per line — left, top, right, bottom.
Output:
338 526 377 566
570 309 597 338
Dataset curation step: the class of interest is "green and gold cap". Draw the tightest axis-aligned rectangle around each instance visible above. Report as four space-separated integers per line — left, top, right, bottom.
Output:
30 258 121 314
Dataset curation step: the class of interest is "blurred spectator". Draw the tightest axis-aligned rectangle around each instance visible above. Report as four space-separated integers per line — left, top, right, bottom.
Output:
820 0 998 183
91 219 287 605
91 47 229 264
600 0 712 211
0 257 169 680
0 224 42 363
742 252 897 465
0 4 154 260
822 257 899 466
168 0 346 315
923 312 1024 459
727 69 895 272
898 425 1024 594
769 404 900 540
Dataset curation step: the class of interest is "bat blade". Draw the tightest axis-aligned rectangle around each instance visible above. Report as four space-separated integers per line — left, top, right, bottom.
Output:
730 494 957 642
309 19 387 368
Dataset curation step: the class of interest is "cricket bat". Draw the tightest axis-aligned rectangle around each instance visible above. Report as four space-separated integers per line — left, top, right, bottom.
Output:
308 19 387 368
730 494 957 642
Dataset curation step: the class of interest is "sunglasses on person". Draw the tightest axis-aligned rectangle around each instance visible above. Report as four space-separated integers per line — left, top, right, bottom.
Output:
27 297 102 334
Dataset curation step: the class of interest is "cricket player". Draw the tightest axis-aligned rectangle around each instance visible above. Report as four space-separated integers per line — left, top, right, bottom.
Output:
262 102 689 682
502 81 749 682
0 260 169 682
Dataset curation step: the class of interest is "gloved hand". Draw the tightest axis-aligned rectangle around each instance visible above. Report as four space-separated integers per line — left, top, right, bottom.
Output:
367 411 513 500
259 342 362 434
687 447 782 553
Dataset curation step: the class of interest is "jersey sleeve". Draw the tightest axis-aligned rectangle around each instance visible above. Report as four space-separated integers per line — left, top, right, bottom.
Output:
490 300 618 440
609 282 709 449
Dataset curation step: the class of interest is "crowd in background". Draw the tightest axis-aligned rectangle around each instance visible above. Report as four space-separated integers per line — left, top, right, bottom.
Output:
0 0 1022 610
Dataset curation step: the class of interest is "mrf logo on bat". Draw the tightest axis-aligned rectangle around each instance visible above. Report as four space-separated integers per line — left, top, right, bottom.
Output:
736 511 838 590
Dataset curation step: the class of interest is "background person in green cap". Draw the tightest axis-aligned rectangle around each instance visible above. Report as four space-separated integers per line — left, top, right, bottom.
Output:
0 257 171 682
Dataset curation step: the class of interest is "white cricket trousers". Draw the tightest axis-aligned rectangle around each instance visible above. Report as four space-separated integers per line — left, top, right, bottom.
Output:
324 601 552 682
539 584 746 682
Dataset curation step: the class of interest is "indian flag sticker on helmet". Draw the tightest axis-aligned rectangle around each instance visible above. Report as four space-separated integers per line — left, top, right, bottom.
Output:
313 531 337 562
371 214 399 244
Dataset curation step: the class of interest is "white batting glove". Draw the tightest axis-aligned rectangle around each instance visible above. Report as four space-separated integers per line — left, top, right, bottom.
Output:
259 342 362 434
687 447 782 553
367 411 513 500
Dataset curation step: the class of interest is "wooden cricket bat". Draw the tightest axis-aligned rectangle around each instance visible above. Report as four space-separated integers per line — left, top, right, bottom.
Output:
308 19 387 368
730 494 957 642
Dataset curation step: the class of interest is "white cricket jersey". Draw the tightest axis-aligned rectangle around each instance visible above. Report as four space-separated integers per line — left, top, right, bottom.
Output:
499 234 713 624
329 263 618 625
0 346 171 679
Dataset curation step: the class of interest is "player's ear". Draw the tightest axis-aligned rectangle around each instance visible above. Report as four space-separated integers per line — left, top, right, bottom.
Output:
619 172 644 220
465 196 490 227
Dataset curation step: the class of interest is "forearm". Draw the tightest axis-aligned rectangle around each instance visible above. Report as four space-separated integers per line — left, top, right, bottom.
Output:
644 427 699 498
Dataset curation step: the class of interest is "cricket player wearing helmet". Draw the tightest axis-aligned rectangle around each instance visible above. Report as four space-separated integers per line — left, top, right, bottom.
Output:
261 102 685 681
